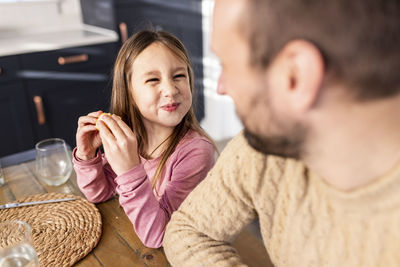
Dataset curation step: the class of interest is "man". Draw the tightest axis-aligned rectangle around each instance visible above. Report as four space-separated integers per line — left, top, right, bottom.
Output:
164 0 400 266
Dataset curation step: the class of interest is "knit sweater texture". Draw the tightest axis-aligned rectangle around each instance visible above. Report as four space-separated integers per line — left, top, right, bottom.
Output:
164 132 400 266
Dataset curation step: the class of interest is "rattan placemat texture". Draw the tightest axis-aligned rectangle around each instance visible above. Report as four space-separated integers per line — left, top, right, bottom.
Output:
0 193 102 267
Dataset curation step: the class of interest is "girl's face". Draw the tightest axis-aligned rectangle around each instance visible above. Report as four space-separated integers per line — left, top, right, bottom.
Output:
130 42 192 131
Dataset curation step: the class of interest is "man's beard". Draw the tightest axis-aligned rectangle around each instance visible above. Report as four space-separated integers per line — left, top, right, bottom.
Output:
243 126 306 159
237 82 307 159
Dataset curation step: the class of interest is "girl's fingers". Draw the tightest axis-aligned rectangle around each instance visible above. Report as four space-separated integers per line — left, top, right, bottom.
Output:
78 111 103 127
112 114 134 137
100 130 110 157
77 124 98 134
97 120 116 142
92 110 104 116
99 115 126 140
87 110 103 117
78 115 98 127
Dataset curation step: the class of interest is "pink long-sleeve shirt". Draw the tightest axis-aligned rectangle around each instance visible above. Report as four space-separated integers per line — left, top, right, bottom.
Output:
73 130 215 248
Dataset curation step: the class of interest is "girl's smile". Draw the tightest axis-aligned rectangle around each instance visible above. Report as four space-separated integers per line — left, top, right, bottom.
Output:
161 102 180 112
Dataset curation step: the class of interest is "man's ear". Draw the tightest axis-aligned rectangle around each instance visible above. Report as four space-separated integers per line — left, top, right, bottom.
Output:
279 40 325 112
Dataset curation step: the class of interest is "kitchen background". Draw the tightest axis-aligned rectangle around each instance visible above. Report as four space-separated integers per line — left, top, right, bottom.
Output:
0 0 264 251
0 0 243 158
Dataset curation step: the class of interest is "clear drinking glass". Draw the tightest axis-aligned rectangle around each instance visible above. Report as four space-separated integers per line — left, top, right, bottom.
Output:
0 161 4 186
35 138 72 186
0 220 40 267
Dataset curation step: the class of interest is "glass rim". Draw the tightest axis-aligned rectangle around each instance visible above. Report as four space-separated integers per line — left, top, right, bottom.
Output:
0 220 32 239
35 138 66 151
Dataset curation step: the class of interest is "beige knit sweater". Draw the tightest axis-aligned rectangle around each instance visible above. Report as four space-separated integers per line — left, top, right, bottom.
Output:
164 132 400 267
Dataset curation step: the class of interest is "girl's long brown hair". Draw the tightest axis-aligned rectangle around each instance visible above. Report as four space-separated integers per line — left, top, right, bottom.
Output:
110 30 216 191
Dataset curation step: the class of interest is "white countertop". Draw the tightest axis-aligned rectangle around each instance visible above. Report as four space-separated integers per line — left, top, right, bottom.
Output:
0 24 119 57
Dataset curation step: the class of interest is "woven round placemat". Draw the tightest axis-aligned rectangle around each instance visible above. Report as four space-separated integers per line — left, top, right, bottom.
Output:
0 193 102 267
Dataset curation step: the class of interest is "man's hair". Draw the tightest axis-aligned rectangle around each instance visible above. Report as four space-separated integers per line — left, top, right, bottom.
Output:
241 0 400 100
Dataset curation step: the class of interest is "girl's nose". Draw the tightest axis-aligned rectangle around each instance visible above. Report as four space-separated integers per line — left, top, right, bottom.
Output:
162 80 179 97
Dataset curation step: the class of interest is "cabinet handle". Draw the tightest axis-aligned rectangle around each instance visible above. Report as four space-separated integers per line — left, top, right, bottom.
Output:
33 96 46 125
119 22 128 43
0 67 2 76
58 54 89 65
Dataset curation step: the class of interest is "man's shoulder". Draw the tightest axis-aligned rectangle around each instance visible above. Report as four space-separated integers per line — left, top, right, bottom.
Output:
220 131 256 156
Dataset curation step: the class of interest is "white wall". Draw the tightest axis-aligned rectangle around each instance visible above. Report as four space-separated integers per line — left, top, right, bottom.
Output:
201 0 243 141
0 0 81 35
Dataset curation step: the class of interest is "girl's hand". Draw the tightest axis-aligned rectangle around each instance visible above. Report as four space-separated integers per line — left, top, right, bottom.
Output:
76 111 103 160
97 114 140 176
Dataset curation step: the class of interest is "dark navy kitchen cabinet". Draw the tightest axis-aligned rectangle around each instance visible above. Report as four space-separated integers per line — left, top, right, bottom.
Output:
0 42 117 157
0 56 35 157
25 71 111 150
0 81 35 157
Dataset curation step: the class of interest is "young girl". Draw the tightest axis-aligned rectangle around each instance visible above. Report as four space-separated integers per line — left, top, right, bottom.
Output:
72 30 216 248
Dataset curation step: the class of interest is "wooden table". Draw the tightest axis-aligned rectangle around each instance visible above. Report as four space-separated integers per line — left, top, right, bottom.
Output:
0 158 169 266
0 157 272 267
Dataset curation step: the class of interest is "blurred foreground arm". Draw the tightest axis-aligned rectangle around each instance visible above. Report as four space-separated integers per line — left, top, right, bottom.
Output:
164 132 284 266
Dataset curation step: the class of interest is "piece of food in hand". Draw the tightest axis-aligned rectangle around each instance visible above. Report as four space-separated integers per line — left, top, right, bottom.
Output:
95 113 112 130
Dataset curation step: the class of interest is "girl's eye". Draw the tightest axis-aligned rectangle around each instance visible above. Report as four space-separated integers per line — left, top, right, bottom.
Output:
174 74 186 79
146 78 159 83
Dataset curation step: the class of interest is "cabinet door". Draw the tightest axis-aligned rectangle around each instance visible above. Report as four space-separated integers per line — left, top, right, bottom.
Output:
26 72 111 148
116 1 202 63
0 56 20 83
20 42 117 148
0 82 34 157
